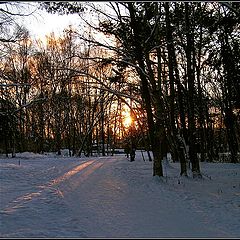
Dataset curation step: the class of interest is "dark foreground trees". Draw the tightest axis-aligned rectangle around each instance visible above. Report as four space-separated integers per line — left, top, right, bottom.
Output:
41 1 240 174
0 2 239 178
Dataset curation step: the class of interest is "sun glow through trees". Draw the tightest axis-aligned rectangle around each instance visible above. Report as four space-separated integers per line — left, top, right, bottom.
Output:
123 114 132 128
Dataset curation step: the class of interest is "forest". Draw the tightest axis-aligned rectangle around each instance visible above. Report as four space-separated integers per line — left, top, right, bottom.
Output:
0 2 239 178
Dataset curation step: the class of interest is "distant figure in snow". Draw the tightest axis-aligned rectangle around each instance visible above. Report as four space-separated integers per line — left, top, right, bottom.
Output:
124 144 130 158
130 143 136 162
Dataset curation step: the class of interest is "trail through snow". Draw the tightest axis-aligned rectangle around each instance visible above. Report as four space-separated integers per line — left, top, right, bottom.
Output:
0 152 239 238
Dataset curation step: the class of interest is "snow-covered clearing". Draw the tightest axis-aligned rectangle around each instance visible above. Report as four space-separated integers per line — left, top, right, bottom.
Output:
0 151 239 238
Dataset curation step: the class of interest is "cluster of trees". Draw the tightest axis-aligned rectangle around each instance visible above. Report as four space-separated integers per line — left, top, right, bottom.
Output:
0 2 239 178
0 27 136 157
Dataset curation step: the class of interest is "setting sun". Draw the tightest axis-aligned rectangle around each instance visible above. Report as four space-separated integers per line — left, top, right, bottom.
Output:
123 115 132 127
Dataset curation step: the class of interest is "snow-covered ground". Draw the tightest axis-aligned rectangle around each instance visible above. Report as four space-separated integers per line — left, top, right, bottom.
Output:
0 151 239 238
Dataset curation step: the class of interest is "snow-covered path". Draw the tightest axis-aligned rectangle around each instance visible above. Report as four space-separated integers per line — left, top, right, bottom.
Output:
0 152 239 238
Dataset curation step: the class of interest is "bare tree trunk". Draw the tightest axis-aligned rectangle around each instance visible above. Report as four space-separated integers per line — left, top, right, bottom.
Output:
185 2 202 177
165 2 187 176
221 32 239 163
128 2 164 176
100 88 106 156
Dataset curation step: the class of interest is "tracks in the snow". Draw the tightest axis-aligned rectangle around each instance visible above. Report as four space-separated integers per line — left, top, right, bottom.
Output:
0 158 108 214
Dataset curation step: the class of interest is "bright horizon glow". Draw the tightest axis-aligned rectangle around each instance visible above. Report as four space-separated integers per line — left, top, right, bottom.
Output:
19 2 115 46
17 3 83 40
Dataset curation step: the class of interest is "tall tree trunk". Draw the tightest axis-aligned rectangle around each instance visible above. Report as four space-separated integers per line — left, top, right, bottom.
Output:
194 7 206 163
165 2 187 176
100 89 106 156
185 2 202 177
221 32 239 163
128 2 163 176
38 92 45 153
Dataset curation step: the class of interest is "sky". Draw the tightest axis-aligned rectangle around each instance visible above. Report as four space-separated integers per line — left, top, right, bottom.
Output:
21 3 83 40
1 1 122 49
19 2 115 40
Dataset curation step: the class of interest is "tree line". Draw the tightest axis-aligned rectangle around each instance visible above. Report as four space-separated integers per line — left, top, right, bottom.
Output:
0 2 239 178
